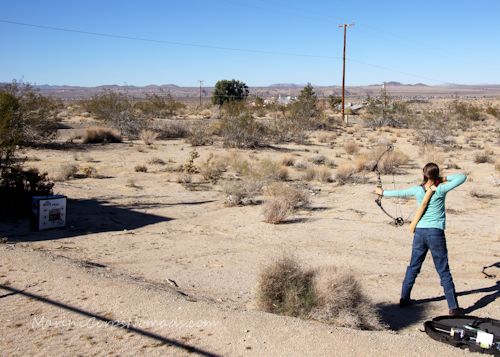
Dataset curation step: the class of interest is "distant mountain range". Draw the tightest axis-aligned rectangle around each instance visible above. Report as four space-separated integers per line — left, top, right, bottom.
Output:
2 82 500 100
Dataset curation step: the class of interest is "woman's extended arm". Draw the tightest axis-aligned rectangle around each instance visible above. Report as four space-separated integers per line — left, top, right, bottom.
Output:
383 186 420 198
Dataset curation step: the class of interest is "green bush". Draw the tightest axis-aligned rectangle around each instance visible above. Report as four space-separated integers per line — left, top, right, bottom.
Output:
0 81 60 146
0 166 54 217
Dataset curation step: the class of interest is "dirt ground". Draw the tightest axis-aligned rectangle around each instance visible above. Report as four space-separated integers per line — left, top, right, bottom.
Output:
1 112 499 356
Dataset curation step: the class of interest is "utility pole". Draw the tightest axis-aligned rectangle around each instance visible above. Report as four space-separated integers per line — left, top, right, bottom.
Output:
198 80 204 107
338 23 354 124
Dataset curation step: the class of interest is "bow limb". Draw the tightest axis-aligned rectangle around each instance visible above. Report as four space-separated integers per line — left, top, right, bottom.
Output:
372 145 404 226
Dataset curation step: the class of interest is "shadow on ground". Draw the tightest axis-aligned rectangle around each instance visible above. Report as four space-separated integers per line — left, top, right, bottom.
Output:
377 302 429 331
0 198 173 242
0 284 221 357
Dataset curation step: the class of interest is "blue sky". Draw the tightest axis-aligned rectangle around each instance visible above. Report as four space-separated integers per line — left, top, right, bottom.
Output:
1 0 499 86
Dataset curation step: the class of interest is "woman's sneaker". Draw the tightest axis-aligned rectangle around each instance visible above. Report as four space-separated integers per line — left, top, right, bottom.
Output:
449 308 465 316
399 298 414 307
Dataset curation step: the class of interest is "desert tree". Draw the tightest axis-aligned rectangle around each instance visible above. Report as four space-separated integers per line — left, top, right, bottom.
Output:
212 79 249 106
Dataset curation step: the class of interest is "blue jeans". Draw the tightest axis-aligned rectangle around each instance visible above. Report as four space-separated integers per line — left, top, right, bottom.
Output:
401 228 459 309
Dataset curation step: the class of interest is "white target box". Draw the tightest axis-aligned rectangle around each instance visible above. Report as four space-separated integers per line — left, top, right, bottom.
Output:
31 195 67 231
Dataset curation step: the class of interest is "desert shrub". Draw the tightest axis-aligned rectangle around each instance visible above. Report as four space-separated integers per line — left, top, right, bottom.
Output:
281 155 296 167
474 151 494 164
335 163 361 185
134 165 148 173
154 121 189 139
449 98 485 124
82 127 122 144
363 94 413 128
220 102 266 148
327 95 342 112
309 154 326 165
315 167 332 183
317 132 336 143
257 256 316 317
309 267 383 330
176 173 192 184
222 179 263 206
0 166 54 217
135 92 186 118
82 166 98 178
199 153 226 184
187 121 214 146
293 160 308 170
256 159 289 181
256 256 383 330
343 140 359 155
148 157 165 165
265 182 310 209
55 164 79 181
413 111 456 147
303 166 317 181
0 81 60 146
485 104 500 119
182 150 199 174
262 197 293 224
139 129 158 146
83 91 143 137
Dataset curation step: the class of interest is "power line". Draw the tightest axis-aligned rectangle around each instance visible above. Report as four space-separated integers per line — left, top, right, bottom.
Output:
0 19 448 84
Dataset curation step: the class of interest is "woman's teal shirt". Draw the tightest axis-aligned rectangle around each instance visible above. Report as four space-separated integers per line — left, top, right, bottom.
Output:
383 174 467 230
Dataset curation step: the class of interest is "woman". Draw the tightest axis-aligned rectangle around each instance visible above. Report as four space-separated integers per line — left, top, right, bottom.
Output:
375 163 467 316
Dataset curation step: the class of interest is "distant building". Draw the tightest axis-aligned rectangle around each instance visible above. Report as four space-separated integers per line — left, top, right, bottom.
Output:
277 95 296 105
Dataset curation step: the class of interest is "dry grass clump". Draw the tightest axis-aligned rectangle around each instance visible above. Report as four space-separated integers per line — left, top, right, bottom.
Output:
309 267 384 330
309 154 326 165
495 160 500 173
469 189 495 199
262 197 293 224
199 153 226 184
335 163 363 185
256 159 289 181
139 129 158 146
176 173 192 184
134 165 148 173
256 256 383 330
343 140 359 155
317 132 336 144
265 182 310 209
83 127 122 144
315 167 332 183
281 155 296 167
55 164 79 181
293 160 308 170
473 151 494 164
223 179 263 206
303 166 317 181
148 157 165 165
257 256 315 317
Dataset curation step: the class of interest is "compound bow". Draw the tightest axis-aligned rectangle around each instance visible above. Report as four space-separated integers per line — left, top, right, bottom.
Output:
372 144 405 226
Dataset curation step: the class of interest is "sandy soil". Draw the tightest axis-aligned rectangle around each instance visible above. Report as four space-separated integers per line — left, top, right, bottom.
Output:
1 115 499 356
